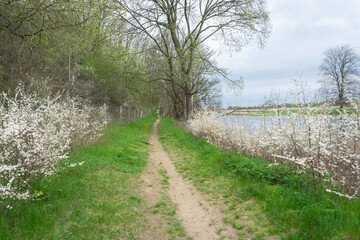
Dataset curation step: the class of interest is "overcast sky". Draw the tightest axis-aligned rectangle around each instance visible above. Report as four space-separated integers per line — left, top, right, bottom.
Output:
209 0 360 108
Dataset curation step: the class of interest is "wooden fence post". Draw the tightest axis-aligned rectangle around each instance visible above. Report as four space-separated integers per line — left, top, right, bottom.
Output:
120 106 123 122
127 106 130 122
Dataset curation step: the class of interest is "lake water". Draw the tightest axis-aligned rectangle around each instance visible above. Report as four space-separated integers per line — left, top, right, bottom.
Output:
220 115 351 133
220 115 289 129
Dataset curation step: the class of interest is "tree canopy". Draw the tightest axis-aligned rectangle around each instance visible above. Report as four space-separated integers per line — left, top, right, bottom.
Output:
116 0 271 119
1 0 271 119
319 45 360 111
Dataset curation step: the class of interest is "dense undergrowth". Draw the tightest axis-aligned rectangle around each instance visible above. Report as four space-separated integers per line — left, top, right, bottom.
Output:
0 87 108 200
188 108 360 196
0 115 156 239
159 117 360 240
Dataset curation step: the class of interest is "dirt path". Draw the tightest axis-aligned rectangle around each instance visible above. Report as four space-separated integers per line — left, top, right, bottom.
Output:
141 119 238 239
140 130 169 240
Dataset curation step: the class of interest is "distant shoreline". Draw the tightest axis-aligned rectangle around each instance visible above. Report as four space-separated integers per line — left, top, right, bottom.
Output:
219 107 354 116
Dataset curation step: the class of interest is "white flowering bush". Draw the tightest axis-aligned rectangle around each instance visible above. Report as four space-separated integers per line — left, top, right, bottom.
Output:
187 106 360 197
187 110 256 154
0 87 108 200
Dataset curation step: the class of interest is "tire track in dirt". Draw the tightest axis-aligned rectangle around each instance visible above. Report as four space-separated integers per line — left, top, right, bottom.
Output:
142 118 238 239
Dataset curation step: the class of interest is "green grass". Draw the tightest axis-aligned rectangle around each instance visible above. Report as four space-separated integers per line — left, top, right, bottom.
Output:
0 115 157 239
158 117 360 240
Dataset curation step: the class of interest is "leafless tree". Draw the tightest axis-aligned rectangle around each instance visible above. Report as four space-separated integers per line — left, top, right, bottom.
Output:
115 0 270 119
319 45 360 111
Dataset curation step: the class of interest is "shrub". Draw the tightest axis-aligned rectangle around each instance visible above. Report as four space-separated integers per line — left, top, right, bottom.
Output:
0 86 108 200
186 106 360 197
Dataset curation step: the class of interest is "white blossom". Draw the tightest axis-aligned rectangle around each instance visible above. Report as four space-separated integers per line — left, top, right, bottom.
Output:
0 86 108 200
186 106 360 196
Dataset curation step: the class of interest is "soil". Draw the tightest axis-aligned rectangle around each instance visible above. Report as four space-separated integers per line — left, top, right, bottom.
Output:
140 118 238 240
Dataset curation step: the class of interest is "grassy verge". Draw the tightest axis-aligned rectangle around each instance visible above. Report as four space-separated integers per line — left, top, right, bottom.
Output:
0 115 157 239
158 117 360 240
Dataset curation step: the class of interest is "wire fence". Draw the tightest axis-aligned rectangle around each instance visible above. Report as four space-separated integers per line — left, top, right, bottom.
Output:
117 105 153 123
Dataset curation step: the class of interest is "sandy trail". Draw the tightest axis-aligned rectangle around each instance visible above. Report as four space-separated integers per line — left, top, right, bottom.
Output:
142 118 237 239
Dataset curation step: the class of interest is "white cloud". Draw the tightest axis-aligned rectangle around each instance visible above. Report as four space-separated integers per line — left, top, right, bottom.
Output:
314 18 346 29
210 0 360 107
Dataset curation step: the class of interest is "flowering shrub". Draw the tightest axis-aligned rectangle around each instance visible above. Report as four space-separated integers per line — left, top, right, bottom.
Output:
186 107 360 197
0 87 108 200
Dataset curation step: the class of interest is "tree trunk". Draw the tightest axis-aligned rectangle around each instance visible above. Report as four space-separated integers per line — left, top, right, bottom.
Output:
339 91 344 112
340 101 344 112
185 86 193 120
68 46 72 82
